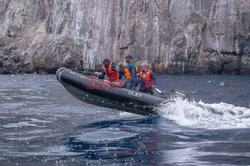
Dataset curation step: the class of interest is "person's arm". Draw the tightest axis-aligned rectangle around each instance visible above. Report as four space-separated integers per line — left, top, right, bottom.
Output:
150 72 157 86
111 64 119 71
98 70 105 79
118 68 125 79
129 65 136 78
111 63 123 79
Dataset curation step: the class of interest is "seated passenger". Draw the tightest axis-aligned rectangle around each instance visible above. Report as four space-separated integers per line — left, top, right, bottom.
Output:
139 64 156 95
96 58 121 83
122 54 139 90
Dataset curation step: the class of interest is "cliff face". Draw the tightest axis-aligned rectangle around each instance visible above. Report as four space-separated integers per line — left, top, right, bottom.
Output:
0 0 249 74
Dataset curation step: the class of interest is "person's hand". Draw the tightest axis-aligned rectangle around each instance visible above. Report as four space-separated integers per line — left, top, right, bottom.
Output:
95 73 99 77
115 68 120 72
152 85 156 88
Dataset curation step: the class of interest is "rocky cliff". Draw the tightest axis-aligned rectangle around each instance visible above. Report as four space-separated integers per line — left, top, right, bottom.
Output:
0 0 249 74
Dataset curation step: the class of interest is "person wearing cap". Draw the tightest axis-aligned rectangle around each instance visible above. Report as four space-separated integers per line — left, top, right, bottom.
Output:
139 64 156 95
96 58 121 82
122 54 139 89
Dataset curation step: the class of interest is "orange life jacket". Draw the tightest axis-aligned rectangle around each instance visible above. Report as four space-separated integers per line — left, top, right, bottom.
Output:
103 62 118 81
124 64 139 79
139 69 154 88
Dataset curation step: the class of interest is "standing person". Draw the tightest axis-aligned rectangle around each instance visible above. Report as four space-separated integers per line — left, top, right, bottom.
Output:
139 64 156 95
96 58 121 82
123 54 139 90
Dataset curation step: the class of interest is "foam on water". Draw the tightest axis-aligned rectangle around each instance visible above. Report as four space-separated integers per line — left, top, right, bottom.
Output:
157 97 250 129
3 122 37 128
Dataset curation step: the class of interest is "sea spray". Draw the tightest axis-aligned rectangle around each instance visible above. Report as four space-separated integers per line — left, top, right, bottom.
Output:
157 97 250 129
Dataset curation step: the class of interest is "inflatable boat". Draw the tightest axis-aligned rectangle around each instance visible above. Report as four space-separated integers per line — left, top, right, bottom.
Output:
56 68 181 115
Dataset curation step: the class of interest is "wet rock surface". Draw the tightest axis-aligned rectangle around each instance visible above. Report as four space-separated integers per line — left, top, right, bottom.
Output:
0 0 249 74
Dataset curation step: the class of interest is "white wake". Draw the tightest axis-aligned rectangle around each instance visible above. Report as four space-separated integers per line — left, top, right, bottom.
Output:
157 97 250 129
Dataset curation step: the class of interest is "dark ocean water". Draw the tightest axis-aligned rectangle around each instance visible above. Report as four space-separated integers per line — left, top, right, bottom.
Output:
0 74 250 166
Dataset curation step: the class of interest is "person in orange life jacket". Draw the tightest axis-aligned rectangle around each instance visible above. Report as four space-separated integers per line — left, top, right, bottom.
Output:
121 54 139 90
139 64 156 95
95 58 122 82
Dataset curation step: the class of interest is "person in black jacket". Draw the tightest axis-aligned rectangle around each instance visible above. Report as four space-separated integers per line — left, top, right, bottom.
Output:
96 58 123 82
